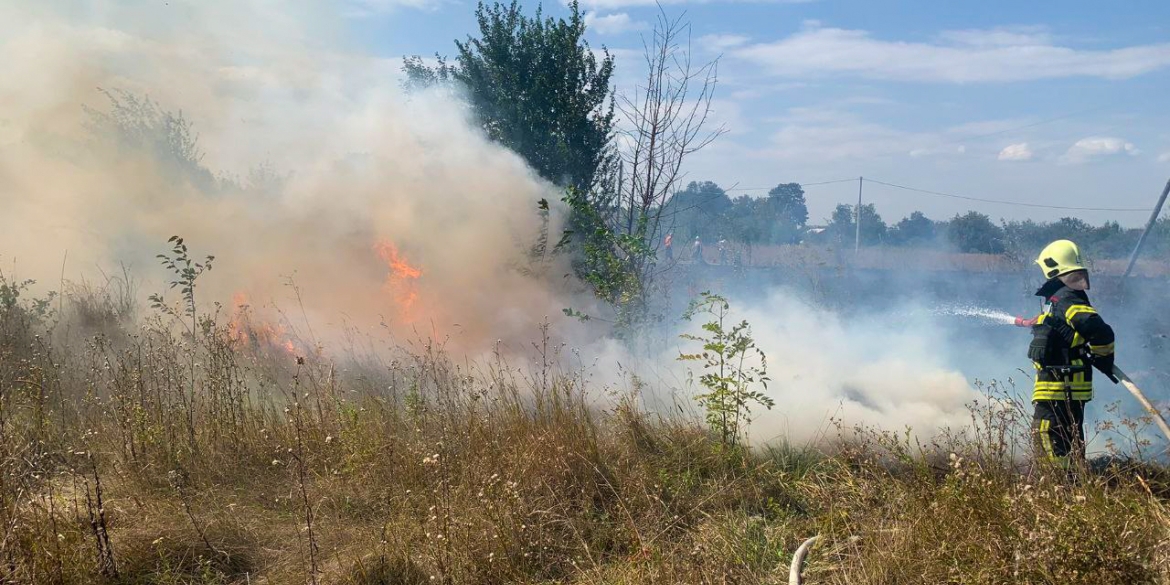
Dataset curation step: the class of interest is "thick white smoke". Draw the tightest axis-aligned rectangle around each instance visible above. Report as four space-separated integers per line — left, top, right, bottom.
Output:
0 0 584 352
596 291 982 444
740 292 980 441
1 0 987 443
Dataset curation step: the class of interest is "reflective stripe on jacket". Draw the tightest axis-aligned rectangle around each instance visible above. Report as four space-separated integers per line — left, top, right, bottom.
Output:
1030 282 1115 402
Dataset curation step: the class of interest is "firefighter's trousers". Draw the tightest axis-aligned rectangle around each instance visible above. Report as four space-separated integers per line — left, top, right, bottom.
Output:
1031 399 1086 468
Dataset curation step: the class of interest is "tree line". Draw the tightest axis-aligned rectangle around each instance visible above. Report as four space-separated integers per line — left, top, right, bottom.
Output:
820 203 1168 260
657 179 1166 260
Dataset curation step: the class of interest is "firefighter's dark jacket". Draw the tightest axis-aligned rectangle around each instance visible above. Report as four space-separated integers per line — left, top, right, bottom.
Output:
1029 278 1116 401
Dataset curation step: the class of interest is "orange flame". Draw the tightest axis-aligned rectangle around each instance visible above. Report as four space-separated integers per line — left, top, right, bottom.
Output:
374 240 422 280
226 291 250 344
226 292 298 357
373 239 422 318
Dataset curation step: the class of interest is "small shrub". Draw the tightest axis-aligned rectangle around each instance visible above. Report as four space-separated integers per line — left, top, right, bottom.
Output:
678 292 773 446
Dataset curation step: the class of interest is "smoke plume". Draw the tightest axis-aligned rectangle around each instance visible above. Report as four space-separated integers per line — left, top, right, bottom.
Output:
1 1 1011 445
1 0 579 352
741 292 979 442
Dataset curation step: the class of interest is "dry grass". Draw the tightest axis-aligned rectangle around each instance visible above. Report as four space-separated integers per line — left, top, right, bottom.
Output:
1 281 1169 584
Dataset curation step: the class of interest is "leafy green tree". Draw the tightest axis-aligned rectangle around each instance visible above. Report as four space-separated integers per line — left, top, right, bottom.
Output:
402 55 454 94
824 205 853 244
662 181 732 240
765 183 809 226
763 183 809 244
1091 221 1138 259
825 203 886 247
1149 217 1170 256
84 89 218 191
561 187 650 332
1051 217 1094 237
1001 218 1044 260
404 1 615 192
1004 216 1141 261
725 196 767 261
889 211 937 247
946 211 1004 253
721 183 808 250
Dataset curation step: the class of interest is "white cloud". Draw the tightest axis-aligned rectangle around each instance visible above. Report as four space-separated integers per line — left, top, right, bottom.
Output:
945 118 1031 136
936 26 1053 48
725 81 809 100
1158 152 1170 163
761 107 929 161
584 12 645 35
997 143 1033 161
909 145 966 158
1060 137 1139 165
733 23 1170 83
345 0 442 15
755 109 1060 163
578 0 813 11
701 34 751 51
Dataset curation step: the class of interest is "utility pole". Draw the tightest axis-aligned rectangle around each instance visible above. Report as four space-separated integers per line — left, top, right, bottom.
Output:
855 176 863 255
1122 177 1170 280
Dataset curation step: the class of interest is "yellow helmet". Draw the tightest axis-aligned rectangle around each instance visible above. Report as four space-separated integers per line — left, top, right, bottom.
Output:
1035 239 1086 279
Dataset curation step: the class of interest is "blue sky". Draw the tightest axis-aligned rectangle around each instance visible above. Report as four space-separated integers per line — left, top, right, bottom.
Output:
357 2 1167 225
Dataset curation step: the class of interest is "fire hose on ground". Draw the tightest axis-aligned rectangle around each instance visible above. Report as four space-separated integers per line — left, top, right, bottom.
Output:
788 536 818 585
1112 364 1170 445
786 367 1170 585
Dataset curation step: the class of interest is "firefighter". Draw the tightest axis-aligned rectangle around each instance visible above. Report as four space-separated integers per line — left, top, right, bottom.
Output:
1021 240 1117 468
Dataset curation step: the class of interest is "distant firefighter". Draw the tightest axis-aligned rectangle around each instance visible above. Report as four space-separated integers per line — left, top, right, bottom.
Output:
664 233 673 261
1018 240 1117 469
692 236 704 264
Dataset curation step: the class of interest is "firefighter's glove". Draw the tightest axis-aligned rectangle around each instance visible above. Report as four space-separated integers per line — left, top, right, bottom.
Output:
1092 353 1119 384
1027 321 1052 363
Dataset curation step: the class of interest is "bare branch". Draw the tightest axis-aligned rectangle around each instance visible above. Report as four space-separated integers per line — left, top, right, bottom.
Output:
613 6 724 241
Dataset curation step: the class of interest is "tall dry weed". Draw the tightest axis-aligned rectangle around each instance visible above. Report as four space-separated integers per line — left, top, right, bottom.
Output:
0 281 1165 584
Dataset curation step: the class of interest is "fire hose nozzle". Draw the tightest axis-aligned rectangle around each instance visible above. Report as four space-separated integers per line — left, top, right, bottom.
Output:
1014 316 1038 327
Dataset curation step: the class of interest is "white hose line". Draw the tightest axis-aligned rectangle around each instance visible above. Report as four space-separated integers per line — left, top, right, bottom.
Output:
782 369 1167 585
788 535 820 585
1113 365 1170 447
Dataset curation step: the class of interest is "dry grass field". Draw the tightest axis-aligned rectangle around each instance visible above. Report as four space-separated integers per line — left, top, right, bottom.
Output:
2 276 1169 584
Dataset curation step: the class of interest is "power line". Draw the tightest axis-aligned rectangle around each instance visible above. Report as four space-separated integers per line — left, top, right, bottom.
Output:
804 178 865 187
864 177 1154 213
724 178 857 192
